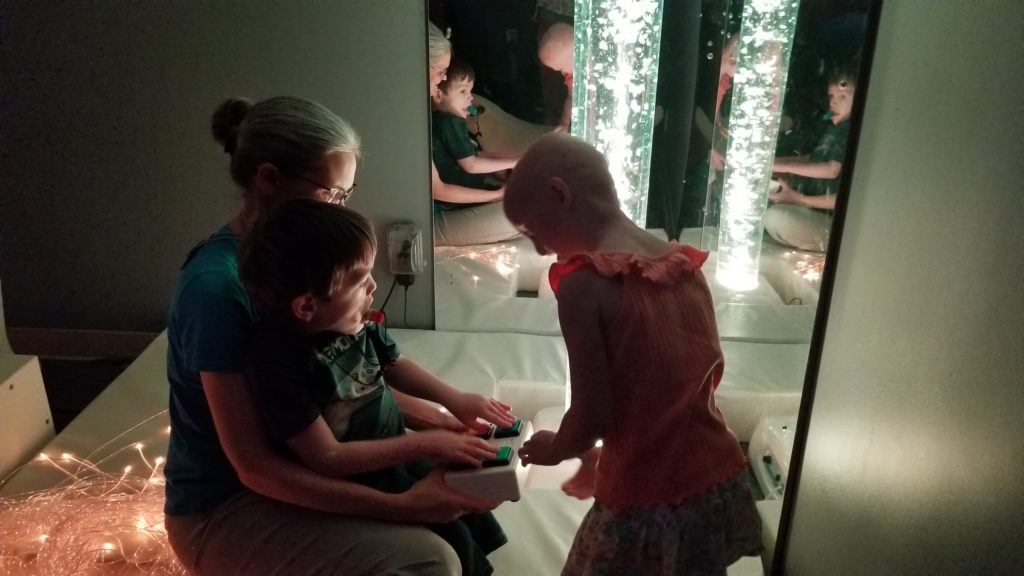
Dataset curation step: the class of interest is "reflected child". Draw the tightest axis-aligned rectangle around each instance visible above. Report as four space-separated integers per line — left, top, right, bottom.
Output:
432 57 518 197
767 68 858 252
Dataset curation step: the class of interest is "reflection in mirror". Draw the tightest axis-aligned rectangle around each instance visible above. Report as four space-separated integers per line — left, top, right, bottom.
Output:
427 0 875 569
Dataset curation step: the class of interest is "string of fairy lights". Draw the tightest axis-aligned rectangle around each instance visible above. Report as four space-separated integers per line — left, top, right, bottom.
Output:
0 412 185 576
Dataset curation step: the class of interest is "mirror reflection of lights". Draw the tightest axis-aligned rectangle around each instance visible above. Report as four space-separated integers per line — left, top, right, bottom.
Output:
573 0 665 225
715 0 800 292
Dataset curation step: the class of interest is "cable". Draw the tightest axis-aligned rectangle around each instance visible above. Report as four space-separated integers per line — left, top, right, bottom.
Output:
379 275 399 313
403 285 409 326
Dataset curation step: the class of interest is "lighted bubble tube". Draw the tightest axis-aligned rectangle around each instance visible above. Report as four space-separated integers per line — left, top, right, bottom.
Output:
714 0 801 291
572 0 665 226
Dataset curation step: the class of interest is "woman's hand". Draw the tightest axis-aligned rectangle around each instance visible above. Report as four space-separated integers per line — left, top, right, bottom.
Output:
445 392 515 433
411 429 499 466
518 430 565 466
397 468 500 523
769 178 802 205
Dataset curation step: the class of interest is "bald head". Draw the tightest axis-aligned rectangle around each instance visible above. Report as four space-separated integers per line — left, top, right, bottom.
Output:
538 23 574 75
505 133 618 228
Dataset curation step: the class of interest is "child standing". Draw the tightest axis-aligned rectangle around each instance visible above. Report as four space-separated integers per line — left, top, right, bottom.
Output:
238 199 515 576
766 68 858 252
505 134 762 575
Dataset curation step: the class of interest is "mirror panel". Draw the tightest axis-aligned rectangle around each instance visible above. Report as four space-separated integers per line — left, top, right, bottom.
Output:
428 0 874 554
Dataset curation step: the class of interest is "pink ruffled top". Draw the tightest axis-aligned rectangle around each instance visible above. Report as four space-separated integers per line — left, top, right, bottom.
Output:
549 243 747 511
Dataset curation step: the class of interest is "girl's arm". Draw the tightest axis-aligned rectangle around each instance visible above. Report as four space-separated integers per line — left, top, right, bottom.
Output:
456 154 517 174
521 268 615 465
774 156 842 180
386 357 515 433
201 371 498 522
432 163 504 204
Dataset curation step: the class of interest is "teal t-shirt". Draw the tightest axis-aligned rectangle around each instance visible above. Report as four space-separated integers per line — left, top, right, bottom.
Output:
431 111 501 213
786 118 850 202
245 323 424 493
164 226 254 516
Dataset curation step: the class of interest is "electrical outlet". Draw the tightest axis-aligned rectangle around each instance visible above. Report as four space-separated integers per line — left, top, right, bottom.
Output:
387 223 425 275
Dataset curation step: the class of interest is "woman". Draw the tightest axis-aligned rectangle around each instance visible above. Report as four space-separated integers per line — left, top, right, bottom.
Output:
427 22 521 247
164 95 495 575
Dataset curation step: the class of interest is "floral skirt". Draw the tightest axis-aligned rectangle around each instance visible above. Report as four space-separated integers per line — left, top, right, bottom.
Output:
563 472 763 576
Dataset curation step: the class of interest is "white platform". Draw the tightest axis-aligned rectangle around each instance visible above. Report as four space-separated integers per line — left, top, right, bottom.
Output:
0 354 54 480
0 330 775 575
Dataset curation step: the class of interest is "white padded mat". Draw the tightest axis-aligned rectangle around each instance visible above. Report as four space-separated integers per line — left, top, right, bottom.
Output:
1 329 780 575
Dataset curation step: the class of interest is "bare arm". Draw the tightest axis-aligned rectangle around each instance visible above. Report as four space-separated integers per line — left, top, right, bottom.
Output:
769 178 837 210
202 371 497 522
387 357 515 432
432 163 504 204
520 269 614 465
283 414 497 476
391 388 465 431
456 154 517 174
774 156 842 180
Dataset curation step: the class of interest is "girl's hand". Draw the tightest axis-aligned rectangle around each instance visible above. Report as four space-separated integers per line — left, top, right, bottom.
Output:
519 430 564 466
446 393 515 433
398 468 500 524
412 429 499 466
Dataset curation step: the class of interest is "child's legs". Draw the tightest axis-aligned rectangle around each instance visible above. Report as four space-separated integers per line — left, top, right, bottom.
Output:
427 512 508 576
165 489 460 576
764 204 831 252
562 473 762 576
434 203 521 247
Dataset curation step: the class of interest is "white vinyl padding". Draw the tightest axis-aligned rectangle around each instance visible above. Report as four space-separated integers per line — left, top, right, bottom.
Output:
433 229 820 345
0 329 781 574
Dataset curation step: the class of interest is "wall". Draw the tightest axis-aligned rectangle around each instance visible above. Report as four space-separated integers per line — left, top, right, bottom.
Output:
780 1 1024 574
0 0 435 347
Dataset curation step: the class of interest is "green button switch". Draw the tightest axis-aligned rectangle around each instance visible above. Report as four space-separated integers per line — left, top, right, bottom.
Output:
482 446 513 468
493 419 522 439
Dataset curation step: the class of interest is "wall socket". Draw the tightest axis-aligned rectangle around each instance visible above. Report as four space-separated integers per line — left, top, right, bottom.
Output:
387 223 426 275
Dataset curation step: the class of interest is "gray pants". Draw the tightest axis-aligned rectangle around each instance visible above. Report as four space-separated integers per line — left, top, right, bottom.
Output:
764 204 832 252
165 490 461 576
434 202 521 247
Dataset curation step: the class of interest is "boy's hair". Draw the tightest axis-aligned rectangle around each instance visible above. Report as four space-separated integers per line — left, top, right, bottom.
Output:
827 65 858 89
438 56 475 92
239 198 376 324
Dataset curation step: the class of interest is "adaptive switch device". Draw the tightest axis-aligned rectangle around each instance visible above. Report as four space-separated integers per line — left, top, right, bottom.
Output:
445 419 532 501
493 420 522 439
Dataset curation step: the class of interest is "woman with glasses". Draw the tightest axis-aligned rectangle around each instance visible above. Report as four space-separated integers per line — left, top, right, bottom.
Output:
164 95 497 575
427 22 522 246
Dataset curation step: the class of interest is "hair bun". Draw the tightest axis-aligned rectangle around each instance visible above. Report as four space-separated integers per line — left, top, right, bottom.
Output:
211 97 253 155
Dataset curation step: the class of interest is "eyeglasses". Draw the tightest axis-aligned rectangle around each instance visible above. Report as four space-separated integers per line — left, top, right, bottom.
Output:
291 174 357 205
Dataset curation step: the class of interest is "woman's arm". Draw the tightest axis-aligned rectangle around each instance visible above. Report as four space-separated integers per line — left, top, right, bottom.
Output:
432 163 504 204
774 156 842 180
283 413 497 476
456 154 517 174
769 178 837 210
202 371 497 522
